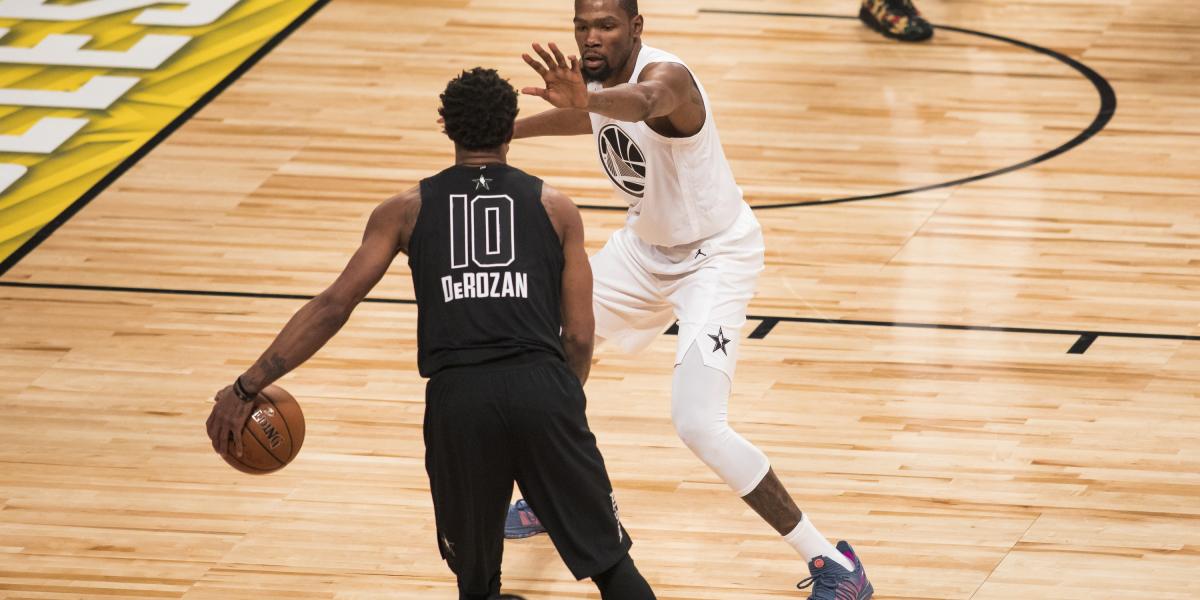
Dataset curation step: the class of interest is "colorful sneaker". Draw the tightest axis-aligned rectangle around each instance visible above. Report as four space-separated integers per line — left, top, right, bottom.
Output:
796 541 874 600
859 0 934 42
504 499 547 539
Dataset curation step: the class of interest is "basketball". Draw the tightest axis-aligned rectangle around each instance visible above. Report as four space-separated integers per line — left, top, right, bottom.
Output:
222 385 305 474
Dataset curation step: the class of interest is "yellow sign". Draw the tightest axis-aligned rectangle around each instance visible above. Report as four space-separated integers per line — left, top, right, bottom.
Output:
0 0 327 269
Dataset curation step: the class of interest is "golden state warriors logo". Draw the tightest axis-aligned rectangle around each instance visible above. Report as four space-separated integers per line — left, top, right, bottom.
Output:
597 124 646 198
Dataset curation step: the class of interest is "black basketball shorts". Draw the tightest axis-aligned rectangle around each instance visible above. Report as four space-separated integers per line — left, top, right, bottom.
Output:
423 355 632 596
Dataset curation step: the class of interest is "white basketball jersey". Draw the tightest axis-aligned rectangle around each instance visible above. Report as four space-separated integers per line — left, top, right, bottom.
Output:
589 45 743 247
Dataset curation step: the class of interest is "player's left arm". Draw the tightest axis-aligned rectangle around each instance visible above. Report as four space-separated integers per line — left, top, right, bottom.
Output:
544 184 595 385
522 42 694 124
206 187 420 457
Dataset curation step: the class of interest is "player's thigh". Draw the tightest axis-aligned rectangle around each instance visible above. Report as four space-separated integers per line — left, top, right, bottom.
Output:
592 230 674 352
666 248 763 379
424 372 514 584
509 361 632 579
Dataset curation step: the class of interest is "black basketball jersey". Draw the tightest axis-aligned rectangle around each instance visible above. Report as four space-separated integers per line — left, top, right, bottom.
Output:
409 163 566 377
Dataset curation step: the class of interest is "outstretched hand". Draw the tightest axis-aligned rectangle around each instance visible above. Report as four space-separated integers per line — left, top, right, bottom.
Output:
521 42 588 110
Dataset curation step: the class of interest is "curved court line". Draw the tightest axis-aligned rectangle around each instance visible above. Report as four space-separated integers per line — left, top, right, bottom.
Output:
576 11 1118 211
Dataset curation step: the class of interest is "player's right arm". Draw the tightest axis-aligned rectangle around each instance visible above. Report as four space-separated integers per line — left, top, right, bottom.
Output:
542 184 595 384
206 187 421 457
512 108 592 139
521 42 698 130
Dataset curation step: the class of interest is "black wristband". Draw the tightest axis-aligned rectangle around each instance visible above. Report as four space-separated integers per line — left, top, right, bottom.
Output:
232 376 256 403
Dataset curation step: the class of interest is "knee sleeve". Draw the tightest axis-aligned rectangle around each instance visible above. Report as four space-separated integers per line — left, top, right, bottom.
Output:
672 343 770 496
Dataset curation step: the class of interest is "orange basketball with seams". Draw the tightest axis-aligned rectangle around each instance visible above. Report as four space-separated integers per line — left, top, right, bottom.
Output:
222 385 305 474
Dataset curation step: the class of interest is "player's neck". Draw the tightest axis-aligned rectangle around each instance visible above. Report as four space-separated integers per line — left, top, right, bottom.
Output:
602 40 643 88
455 145 508 167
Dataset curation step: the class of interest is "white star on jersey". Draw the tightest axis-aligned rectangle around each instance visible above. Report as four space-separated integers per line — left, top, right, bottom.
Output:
473 174 492 190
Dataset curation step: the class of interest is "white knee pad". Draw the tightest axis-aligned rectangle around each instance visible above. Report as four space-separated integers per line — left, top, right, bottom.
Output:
671 342 770 496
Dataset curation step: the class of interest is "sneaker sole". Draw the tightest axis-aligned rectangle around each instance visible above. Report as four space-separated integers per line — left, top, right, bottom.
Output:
860 581 875 600
504 528 547 540
858 5 934 42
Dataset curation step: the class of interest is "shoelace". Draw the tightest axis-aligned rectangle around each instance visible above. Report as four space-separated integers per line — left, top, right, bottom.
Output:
797 569 850 594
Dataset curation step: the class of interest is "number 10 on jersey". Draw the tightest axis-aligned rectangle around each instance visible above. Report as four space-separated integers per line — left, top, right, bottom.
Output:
449 194 516 269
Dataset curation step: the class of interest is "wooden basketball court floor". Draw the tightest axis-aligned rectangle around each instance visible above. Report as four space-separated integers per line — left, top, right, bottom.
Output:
2 0 1198 598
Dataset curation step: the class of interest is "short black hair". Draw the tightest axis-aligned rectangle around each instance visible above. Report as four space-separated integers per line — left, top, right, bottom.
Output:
439 68 519 150
579 0 638 18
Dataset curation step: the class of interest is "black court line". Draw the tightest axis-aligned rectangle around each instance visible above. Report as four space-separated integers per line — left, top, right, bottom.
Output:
4 281 1196 352
576 11 1117 211
1068 333 1099 354
729 315 1200 343
0 281 415 305
0 0 334 279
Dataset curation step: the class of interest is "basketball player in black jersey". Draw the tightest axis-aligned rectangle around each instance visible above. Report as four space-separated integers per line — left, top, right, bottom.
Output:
206 68 656 600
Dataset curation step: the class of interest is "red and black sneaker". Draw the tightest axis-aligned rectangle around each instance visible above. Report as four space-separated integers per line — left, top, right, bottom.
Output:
504 499 547 539
860 0 934 42
797 541 874 600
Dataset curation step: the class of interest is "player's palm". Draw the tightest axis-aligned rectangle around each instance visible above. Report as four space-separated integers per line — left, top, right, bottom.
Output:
522 42 587 110
538 66 586 109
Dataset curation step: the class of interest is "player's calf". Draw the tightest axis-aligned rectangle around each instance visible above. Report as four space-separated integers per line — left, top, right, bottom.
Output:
592 554 656 600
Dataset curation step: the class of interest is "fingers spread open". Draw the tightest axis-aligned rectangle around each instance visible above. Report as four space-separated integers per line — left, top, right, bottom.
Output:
549 42 568 69
532 43 557 69
522 53 548 76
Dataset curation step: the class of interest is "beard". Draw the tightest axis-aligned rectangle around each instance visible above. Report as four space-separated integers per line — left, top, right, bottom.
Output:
582 60 613 83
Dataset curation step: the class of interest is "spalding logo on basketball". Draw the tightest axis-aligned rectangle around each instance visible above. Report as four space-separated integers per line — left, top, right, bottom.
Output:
597 124 646 198
251 406 284 449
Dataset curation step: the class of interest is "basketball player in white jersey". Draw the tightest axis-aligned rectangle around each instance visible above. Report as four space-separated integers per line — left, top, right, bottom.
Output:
507 2 875 598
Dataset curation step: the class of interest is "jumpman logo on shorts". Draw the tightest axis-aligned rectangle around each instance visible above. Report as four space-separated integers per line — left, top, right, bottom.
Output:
695 247 706 259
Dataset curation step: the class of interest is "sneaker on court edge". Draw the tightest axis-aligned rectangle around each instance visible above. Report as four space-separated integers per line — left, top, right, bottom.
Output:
859 0 934 42
504 499 547 539
797 541 874 600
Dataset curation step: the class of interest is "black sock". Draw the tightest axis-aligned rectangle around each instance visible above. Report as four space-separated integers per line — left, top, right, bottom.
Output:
592 554 656 600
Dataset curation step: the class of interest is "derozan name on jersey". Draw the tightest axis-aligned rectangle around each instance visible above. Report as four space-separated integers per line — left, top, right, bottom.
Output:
441 271 528 303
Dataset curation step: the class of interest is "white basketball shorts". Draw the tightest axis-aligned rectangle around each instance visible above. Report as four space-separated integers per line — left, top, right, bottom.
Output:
590 202 764 380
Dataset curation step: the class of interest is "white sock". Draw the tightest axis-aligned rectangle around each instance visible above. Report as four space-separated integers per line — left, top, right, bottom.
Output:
783 514 854 572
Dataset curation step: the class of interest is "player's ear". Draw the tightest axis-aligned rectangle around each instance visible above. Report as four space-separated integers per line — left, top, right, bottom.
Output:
631 14 643 38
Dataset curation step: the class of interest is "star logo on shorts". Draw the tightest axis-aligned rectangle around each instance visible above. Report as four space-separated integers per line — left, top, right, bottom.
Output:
472 174 493 190
708 327 731 356
610 492 624 543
